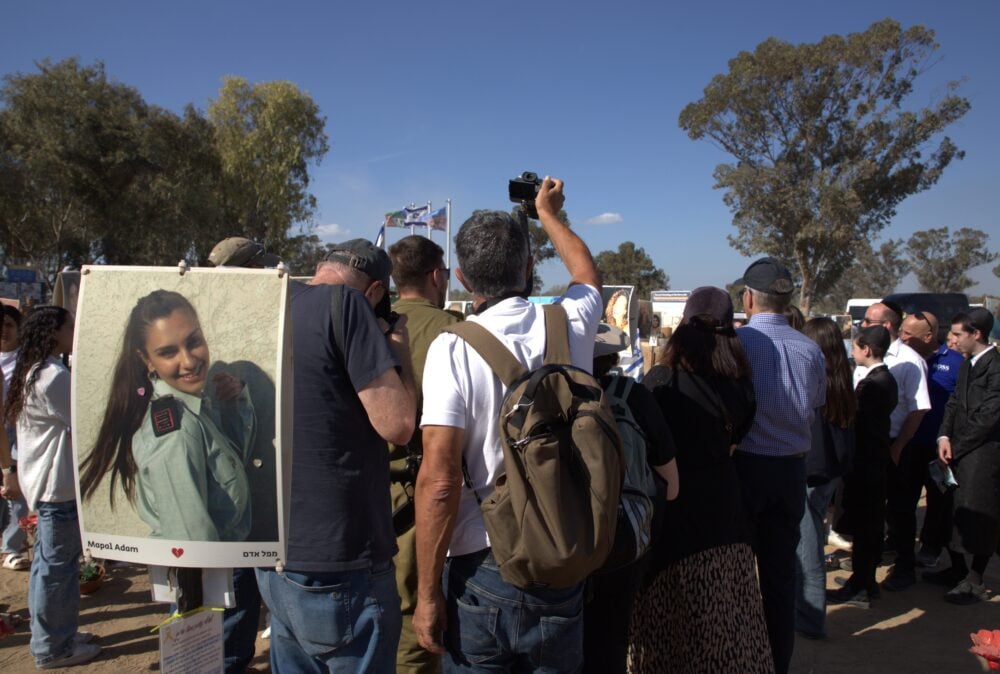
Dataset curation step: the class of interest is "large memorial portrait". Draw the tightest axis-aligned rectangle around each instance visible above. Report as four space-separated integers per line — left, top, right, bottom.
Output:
72 266 291 568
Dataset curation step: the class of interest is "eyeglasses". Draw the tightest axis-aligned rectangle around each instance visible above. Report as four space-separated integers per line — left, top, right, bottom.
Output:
428 267 450 280
861 317 886 326
912 311 932 327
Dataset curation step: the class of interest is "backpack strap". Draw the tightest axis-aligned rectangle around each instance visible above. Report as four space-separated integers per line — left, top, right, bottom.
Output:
542 303 572 365
329 284 346 365
612 374 634 401
443 322 526 388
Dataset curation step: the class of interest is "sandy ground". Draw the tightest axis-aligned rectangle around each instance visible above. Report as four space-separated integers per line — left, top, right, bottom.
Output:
0 562 270 673
1 543 997 672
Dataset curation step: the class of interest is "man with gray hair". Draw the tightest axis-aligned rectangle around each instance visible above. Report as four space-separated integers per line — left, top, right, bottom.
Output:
413 177 602 670
735 257 826 674
256 239 417 671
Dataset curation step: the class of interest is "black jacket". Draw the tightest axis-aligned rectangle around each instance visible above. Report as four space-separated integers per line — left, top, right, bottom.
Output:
940 347 1000 461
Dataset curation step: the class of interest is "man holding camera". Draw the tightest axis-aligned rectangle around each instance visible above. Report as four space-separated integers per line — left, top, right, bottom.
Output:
256 240 417 672
412 177 603 671
388 235 461 673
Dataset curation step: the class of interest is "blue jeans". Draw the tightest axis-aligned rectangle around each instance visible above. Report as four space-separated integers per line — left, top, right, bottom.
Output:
1 490 28 555
795 480 838 637
2 429 27 555
223 567 262 673
29 501 82 666
256 561 400 673
443 549 584 673
733 453 806 674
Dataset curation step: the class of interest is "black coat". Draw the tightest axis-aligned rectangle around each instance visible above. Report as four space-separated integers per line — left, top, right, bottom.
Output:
940 347 1000 556
838 364 897 536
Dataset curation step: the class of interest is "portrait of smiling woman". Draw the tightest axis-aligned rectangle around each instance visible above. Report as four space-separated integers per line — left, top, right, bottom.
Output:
79 289 256 542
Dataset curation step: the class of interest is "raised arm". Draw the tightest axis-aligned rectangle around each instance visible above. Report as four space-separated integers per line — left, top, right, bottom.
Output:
357 316 417 446
536 177 601 291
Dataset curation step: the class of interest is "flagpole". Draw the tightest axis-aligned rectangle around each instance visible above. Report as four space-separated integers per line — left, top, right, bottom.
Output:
446 198 452 301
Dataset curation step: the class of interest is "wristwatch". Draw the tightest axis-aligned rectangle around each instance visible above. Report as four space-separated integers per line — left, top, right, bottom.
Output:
1 464 16 475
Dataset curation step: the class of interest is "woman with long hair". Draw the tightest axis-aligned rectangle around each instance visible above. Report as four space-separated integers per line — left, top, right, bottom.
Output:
4 306 101 668
79 290 255 542
795 317 857 637
1 305 31 571
629 287 772 673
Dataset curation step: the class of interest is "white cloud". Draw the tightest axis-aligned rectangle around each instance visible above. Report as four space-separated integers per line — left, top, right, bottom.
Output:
315 223 351 240
585 212 623 226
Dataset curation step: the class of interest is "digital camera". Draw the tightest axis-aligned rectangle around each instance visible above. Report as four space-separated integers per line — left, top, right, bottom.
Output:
508 171 542 219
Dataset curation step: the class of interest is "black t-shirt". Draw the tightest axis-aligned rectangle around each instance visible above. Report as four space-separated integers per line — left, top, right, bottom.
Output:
286 282 400 572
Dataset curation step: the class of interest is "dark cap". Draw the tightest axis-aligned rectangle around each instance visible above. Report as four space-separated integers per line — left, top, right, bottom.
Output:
324 239 392 287
208 237 280 268
683 286 734 326
738 256 794 295
594 323 629 357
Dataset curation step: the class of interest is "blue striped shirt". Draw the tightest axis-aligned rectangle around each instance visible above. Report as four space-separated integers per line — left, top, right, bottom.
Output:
737 313 826 457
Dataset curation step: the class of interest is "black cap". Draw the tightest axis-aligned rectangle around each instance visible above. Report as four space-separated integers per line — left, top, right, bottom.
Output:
738 257 794 295
324 239 392 287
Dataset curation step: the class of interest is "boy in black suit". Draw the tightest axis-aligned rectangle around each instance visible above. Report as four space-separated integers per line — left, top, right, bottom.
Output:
828 325 898 608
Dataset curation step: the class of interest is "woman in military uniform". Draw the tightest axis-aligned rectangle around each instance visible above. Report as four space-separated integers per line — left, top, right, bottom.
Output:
80 290 255 542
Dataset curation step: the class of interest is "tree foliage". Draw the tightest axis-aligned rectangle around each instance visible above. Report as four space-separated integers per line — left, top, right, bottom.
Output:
679 19 970 313
594 241 669 298
0 59 328 285
208 77 329 251
906 226 997 292
813 239 910 313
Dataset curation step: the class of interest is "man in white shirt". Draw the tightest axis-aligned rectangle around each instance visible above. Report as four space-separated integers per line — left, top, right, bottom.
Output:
412 177 602 671
855 301 930 591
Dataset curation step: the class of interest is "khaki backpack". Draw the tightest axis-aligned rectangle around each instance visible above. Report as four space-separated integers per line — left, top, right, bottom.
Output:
444 303 624 589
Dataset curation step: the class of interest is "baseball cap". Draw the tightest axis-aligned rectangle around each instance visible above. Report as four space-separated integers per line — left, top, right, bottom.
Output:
594 323 629 357
737 257 794 295
208 237 280 268
324 239 392 287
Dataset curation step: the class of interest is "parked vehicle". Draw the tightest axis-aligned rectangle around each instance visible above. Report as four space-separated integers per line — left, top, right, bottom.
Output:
882 292 970 343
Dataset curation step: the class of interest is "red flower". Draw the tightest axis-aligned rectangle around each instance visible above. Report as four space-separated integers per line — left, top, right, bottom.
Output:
18 514 37 534
970 630 1000 670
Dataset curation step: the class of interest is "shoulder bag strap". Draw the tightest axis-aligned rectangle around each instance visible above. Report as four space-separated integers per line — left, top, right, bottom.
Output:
442 321 526 505
329 284 346 366
542 303 572 365
443 322 526 388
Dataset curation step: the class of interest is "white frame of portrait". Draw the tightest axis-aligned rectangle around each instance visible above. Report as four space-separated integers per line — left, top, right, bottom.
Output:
71 266 292 568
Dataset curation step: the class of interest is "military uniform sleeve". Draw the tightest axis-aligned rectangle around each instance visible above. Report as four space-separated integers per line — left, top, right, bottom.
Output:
218 386 256 467
139 420 220 542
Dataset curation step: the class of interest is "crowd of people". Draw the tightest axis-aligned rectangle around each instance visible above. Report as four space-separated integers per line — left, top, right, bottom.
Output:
1 176 999 673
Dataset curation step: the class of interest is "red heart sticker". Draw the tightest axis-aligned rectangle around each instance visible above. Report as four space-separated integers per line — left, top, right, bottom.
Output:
171 547 184 558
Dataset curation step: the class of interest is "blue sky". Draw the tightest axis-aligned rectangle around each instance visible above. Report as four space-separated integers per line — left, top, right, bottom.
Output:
3 0 998 297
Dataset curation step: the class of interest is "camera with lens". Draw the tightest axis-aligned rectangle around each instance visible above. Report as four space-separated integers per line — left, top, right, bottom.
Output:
375 292 401 335
508 171 542 219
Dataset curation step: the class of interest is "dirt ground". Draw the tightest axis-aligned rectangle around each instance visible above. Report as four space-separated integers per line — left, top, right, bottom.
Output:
0 562 270 673
1 542 998 672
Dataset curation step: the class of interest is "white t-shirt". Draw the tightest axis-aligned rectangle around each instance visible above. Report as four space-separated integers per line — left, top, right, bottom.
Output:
420 284 602 557
15 357 77 510
854 339 930 438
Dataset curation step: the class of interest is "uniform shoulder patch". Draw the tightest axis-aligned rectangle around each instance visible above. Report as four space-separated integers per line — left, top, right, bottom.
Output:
150 396 182 437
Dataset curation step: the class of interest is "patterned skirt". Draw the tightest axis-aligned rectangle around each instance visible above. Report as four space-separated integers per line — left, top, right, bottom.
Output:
627 542 774 674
